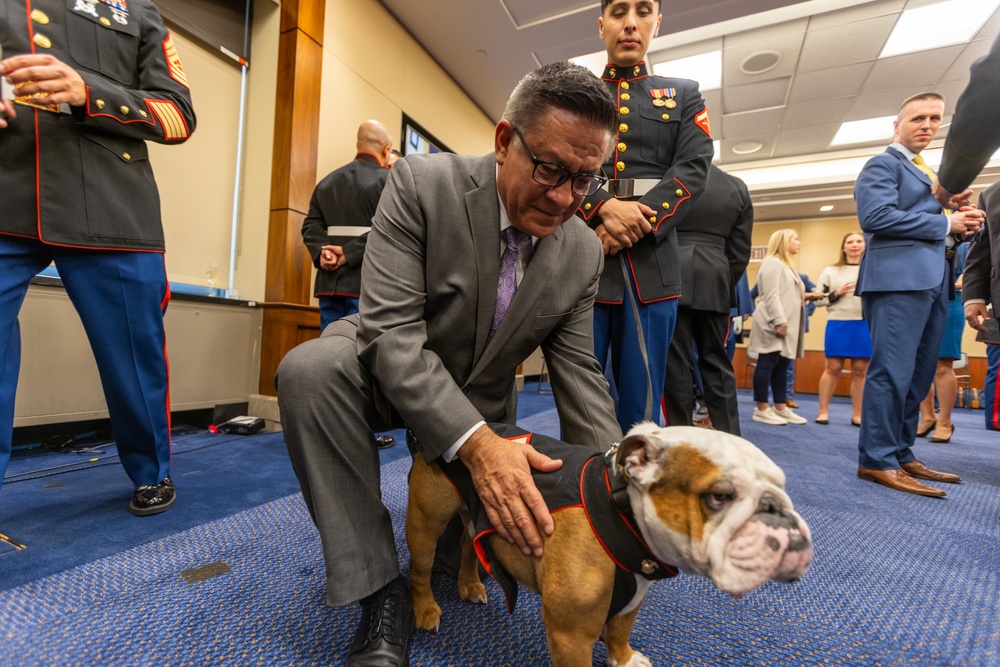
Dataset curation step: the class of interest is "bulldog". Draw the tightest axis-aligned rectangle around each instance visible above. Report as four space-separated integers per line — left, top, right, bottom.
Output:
406 422 813 667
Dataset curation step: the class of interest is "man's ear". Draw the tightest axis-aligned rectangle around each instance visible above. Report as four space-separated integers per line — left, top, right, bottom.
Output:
495 120 514 165
598 16 605 40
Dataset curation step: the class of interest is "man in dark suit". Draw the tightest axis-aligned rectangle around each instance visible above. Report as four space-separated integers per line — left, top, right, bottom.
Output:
276 63 622 666
578 0 713 433
933 33 1000 209
663 165 752 435
854 92 983 498
302 120 393 332
962 181 1000 430
0 0 196 515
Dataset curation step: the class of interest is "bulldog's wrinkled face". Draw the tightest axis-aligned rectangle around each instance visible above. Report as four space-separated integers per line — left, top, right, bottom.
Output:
616 423 812 596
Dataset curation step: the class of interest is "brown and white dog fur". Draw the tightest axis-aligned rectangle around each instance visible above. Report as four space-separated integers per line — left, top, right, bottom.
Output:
406 422 813 666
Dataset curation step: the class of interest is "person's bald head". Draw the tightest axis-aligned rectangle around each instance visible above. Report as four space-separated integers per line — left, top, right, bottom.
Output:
357 120 394 166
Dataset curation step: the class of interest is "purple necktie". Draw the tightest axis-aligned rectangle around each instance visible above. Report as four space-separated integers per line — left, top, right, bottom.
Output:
487 226 529 345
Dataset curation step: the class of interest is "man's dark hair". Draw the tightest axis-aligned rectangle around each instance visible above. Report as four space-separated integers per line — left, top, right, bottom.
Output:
503 62 618 140
601 0 661 13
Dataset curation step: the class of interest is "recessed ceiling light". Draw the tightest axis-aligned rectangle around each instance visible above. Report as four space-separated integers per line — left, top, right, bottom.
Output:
880 0 1000 58
820 205 834 212
732 140 764 155
740 51 781 75
652 51 722 91
830 115 896 147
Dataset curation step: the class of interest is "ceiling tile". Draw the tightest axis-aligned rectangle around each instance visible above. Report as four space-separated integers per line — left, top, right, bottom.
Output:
860 45 966 93
722 108 785 138
723 77 790 114
722 31 805 87
781 98 854 130
797 14 897 72
723 17 808 48
788 62 872 104
939 38 995 81
807 0 906 31
772 123 842 157
498 0 594 28
846 85 939 120
720 133 778 163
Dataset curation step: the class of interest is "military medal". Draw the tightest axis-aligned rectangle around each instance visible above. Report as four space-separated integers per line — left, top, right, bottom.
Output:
72 0 99 18
651 88 677 109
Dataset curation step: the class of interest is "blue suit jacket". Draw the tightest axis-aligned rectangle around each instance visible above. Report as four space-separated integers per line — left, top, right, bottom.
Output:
855 146 948 294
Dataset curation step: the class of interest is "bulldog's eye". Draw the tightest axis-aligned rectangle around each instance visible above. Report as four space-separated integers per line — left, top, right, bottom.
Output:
704 492 734 511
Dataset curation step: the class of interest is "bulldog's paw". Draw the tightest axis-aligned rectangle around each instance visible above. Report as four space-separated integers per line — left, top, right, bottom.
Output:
412 598 443 633
458 581 488 604
607 650 652 667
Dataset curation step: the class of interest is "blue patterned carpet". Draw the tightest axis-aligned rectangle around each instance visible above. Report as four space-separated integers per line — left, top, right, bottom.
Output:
2 388 1000 666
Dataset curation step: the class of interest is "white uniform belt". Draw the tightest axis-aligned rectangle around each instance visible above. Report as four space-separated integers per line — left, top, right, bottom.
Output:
603 179 659 198
327 226 369 237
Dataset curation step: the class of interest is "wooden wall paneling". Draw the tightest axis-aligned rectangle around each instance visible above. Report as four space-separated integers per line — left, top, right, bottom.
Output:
259 0 326 395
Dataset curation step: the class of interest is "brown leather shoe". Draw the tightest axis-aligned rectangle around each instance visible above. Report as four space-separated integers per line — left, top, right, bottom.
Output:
785 398 800 409
857 467 946 498
901 461 961 484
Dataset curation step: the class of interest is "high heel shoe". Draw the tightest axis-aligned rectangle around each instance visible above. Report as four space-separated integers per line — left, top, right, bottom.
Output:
916 420 937 438
929 425 954 443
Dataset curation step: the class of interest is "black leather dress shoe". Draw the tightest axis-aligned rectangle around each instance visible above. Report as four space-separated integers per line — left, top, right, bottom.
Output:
346 575 413 666
376 435 396 450
129 477 176 516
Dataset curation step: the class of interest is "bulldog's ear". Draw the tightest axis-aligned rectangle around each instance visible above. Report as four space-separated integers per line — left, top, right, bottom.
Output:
616 434 662 485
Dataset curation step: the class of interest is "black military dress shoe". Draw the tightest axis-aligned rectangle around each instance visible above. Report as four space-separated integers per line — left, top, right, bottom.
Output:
346 575 413 666
129 477 176 516
376 435 396 450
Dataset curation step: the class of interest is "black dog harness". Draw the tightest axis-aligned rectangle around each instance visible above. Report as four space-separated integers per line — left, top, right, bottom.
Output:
438 429 677 620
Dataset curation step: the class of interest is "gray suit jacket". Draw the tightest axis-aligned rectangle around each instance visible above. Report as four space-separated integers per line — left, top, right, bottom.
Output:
356 153 622 460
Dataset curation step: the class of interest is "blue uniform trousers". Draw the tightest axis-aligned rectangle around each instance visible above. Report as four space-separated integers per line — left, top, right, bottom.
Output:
319 295 359 332
985 342 1000 431
858 264 948 470
0 236 171 489
594 277 677 433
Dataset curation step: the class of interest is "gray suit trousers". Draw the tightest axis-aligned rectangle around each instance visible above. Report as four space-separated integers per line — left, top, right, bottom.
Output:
276 317 399 607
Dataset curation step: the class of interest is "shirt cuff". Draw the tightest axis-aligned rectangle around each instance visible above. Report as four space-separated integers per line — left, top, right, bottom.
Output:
441 421 486 463
966 298 986 305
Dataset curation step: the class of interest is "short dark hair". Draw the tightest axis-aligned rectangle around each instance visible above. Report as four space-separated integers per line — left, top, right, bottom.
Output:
601 0 661 13
503 62 618 140
897 92 944 117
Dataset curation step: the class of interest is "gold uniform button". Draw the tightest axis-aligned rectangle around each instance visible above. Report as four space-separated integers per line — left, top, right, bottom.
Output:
584 203 592 211
31 9 49 24
676 189 684 197
620 107 630 115
662 202 670 209
621 81 630 90
617 142 626 152
100 17 111 26
649 216 656 223
123 153 131 161
139 110 148 117
120 106 129 114
616 161 625 172
96 100 105 109
619 123 628 133
33 33 51 49
621 93 630 101
662 113 670 120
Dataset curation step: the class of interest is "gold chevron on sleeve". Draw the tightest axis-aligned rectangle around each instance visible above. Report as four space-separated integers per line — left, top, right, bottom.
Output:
147 100 190 140
163 31 190 89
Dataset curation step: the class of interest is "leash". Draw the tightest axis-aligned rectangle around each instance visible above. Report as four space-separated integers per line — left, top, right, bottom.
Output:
619 254 654 422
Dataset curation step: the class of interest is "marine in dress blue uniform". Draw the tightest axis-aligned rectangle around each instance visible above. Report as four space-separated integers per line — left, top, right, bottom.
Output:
0 0 196 514
578 58 712 432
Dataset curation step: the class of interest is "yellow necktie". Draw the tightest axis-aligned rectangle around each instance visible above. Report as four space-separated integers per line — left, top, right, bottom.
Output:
911 154 936 180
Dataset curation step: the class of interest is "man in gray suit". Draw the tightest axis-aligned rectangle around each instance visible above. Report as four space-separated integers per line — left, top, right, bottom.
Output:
276 62 622 666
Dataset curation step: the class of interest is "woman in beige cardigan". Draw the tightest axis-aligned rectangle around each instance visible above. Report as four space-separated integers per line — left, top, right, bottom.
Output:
749 229 819 425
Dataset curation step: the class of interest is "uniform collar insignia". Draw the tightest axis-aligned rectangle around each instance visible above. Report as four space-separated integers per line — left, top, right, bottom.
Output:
602 62 649 81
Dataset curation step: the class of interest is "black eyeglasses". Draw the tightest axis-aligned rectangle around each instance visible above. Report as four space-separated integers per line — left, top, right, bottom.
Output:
512 126 608 197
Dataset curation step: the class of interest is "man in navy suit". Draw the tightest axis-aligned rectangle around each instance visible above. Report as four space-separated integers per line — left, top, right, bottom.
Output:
854 92 984 498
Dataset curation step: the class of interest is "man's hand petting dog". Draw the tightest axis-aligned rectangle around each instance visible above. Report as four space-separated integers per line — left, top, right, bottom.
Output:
457 425 562 557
